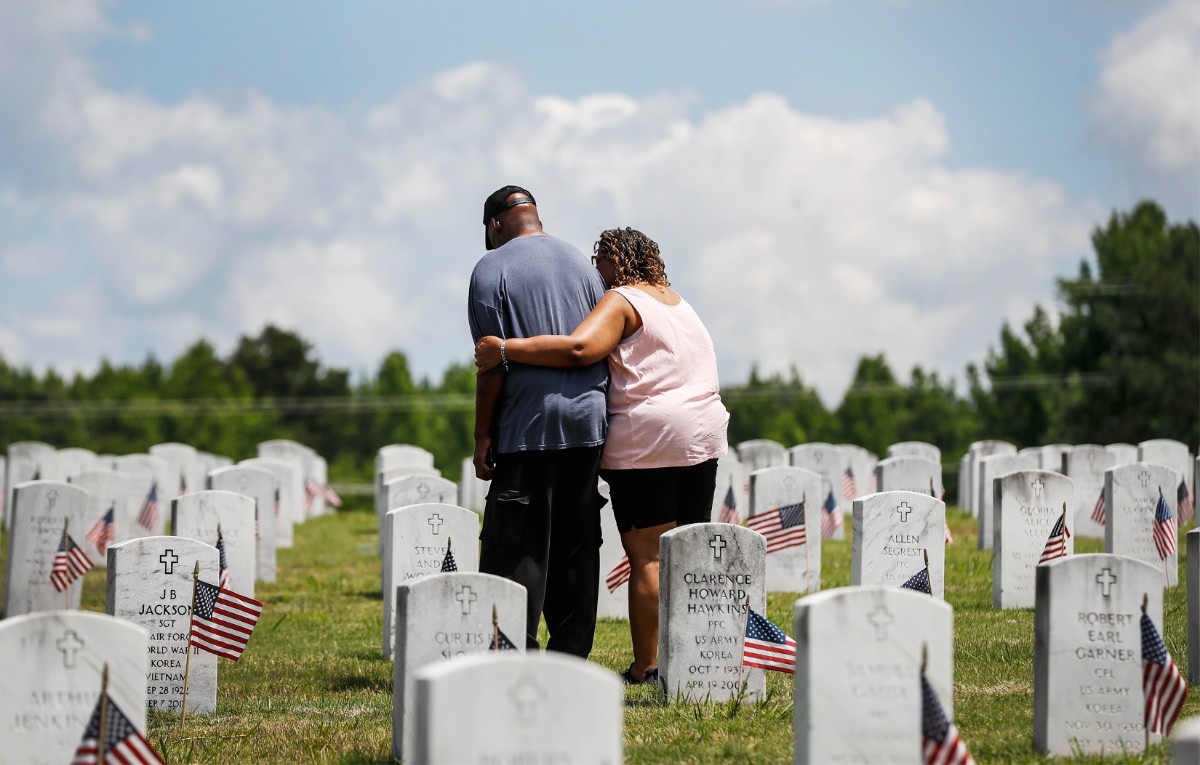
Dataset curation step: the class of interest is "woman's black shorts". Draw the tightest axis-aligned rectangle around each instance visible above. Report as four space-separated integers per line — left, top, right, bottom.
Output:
601 458 719 534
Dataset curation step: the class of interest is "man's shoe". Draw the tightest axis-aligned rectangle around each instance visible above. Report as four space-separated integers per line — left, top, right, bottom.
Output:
621 663 658 685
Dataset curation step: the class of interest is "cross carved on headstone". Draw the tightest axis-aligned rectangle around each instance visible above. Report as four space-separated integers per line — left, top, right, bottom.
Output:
814 451 824 463
509 675 547 726
46 490 59 510
160 549 179 575
236 475 248 492
1139 471 1151 488
1095 568 1118 598
867 605 894 642
783 475 796 493
416 482 431 499
427 514 444 535
57 630 84 669
1030 479 1044 497
895 502 912 522
455 585 477 615
709 535 727 561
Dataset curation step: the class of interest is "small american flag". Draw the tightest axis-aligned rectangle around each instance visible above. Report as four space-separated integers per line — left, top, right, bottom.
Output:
70 692 164 765
747 498 807 554
1142 608 1187 736
819 490 840 540
490 627 518 651
901 565 932 595
1038 510 1070 565
136 481 160 531
440 539 458 572
85 506 115 557
189 579 263 661
1153 490 1177 560
51 526 93 592
742 607 796 674
842 467 856 501
1091 490 1106 527
304 481 318 511
605 555 631 593
217 528 230 589
921 671 974 765
320 482 343 507
1177 479 1193 526
717 485 740 525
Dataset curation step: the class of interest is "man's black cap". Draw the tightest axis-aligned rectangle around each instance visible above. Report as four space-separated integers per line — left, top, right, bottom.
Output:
482 185 536 250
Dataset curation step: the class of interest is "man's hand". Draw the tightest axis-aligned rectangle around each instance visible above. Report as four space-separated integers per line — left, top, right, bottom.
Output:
475 336 504 375
473 433 495 481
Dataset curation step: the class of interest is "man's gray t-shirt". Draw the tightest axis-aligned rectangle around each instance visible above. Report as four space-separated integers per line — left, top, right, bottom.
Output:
468 234 608 454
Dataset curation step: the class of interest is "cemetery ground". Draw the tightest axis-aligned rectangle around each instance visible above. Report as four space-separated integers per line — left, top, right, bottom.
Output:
2 500 1196 764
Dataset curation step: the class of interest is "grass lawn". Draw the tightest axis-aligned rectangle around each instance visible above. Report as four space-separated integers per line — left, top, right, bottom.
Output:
1 499 1195 763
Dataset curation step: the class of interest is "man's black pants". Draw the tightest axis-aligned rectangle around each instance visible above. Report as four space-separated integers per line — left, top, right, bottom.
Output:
479 446 603 658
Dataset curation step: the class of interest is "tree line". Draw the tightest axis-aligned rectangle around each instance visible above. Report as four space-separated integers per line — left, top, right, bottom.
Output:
0 201 1195 491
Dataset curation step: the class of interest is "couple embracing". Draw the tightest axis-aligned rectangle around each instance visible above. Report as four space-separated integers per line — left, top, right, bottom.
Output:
468 185 729 684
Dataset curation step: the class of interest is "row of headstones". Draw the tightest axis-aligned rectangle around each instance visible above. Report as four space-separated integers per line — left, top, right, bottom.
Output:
958 438 1196 535
386 522 1200 763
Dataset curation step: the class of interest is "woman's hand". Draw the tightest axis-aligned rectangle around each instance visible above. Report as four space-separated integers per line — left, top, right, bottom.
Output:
475 336 504 375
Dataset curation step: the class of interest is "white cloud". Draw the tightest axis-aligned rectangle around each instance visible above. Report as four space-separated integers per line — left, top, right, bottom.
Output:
1092 0 1200 207
0 1 1100 402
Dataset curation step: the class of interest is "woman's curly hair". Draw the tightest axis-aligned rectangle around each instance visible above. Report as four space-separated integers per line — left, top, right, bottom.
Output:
594 227 670 288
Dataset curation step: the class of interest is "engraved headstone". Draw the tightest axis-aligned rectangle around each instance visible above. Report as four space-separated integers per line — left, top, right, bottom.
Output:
55 448 98 480
68 470 135 568
1138 439 1193 515
171 490 256 597
874 456 943 498
412 653 621 765
257 440 317 519
382 474 458 558
1106 443 1138 467
794 586 953 764
1033 554 1163 755
966 440 1017 516
458 456 491 514
1105 462 1180 586
1188 529 1200 684
658 523 766 702
0 611 148 764
994 470 1074 609
208 465 278 583
239 458 296 548
376 444 437 524
886 441 941 465
748 466 821 593
838 444 877 500
595 479 628 619
956 454 969 508
149 442 204 506
1174 717 1200 765
1038 443 1072 473
710 451 747 523
106 536 219 714
112 454 172 539
788 443 847 540
736 439 787 472
852 491 946 599
977 453 1038 550
392 572 527 761
3 482 91 616
1063 445 1116 539
382 503 480 659
6 441 55 528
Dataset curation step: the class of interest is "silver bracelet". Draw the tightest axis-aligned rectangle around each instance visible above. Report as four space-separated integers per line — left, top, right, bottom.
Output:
500 340 507 368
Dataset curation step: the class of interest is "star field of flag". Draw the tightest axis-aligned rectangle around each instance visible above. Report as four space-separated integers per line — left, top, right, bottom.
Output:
742 608 796 674
718 485 740 524
189 579 263 661
747 499 807 553
1038 513 1069 565
1153 491 1177 560
820 490 840 540
440 545 458 572
900 566 932 595
85 507 115 556
490 627 518 651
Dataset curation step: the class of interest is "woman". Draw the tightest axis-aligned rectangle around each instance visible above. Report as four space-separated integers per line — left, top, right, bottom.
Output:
475 227 729 685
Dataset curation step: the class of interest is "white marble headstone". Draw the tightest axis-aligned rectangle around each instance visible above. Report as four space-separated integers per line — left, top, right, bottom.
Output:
838 444 877 500
874 456 943 498
736 439 787 472
171 490 256 597
794 586 953 764
658 523 766 702
149 442 204 506
852 491 946 599
1063 445 1116 539
1174 717 1200 765
6 441 56 528
886 441 941 464
376 444 437 523
1106 443 1138 467
1033 554 1163 755
257 440 317 519
1105 462 1180 586
458 456 491 514
208 465 278 583
710 451 747 524
112 454 172 539
1038 443 1072 472
67 470 135 569
239 458 296 548
392 572 527 761
977 452 1038 550
412 653 621 765
55 448 98 480
107 536 219 714
382 503 480 659
3 482 91 617
994 470 1074 609
1138 439 1193 515
748 466 821 593
966 440 1016 516
0 611 148 764
788 443 847 540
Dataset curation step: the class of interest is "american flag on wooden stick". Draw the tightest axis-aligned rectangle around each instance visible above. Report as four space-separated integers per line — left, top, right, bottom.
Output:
440 538 458 572
217 527 230 589
188 579 263 661
51 524 93 592
747 498 807 554
819 490 840 539
742 607 796 674
1038 508 1070 565
85 506 115 557
921 670 974 765
842 467 856 502
605 555 631 593
136 481 159 531
717 484 740 525
1141 601 1187 736
1091 490 1106 527
1153 490 1177 560
71 692 163 765
1177 479 1193 526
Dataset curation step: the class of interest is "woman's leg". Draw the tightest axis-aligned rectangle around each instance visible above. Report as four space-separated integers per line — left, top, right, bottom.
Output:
620 521 674 680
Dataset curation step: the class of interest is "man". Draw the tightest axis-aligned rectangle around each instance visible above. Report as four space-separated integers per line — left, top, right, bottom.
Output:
467 185 608 657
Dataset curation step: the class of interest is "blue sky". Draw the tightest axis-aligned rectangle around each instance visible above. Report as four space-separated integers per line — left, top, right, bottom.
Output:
1 0 1196 401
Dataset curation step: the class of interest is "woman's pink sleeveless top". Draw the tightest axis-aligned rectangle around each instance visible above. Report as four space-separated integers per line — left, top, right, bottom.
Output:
600 286 730 470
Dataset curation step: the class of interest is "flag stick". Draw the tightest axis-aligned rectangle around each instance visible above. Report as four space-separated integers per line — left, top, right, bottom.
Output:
181 560 199 724
923 548 929 570
1143 593 1150 751
492 604 499 651
920 642 927 674
802 492 811 591
98 662 109 765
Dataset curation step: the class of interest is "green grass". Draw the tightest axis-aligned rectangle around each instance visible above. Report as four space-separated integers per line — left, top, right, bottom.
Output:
1 502 1195 763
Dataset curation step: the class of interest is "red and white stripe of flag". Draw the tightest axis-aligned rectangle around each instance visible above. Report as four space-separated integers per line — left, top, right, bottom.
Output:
605 555 631 593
